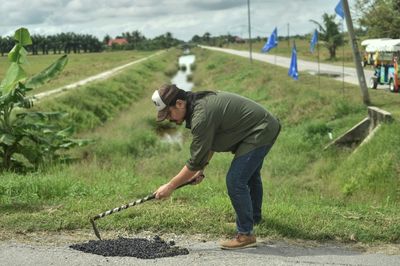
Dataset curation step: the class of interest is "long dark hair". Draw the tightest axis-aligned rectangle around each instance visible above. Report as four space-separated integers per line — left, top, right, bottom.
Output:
170 89 216 128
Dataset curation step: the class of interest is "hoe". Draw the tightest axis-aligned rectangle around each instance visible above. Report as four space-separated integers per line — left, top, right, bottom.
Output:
90 176 203 240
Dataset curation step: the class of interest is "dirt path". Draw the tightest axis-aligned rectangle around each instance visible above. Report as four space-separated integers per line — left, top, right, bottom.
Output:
32 51 165 102
1 230 399 266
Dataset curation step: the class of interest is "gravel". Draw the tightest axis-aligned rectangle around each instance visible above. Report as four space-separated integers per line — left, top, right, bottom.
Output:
69 235 189 259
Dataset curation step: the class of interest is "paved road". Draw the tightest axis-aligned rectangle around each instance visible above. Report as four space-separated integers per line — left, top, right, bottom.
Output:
200 46 388 90
1 235 399 266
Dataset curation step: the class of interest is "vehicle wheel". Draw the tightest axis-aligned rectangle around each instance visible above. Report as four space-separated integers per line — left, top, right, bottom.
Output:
369 77 378 89
389 79 394 92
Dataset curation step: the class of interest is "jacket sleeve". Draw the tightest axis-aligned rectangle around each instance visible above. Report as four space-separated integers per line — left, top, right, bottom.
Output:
186 108 214 171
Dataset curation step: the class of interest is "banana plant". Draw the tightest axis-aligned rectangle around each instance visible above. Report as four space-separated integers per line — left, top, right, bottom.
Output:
0 28 91 171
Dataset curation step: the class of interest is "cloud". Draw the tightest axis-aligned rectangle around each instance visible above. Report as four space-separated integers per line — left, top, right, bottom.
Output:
190 0 245 11
0 0 356 41
0 1 61 26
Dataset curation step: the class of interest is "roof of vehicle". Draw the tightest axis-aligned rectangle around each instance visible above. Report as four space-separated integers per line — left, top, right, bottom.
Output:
361 38 392 47
363 39 400 52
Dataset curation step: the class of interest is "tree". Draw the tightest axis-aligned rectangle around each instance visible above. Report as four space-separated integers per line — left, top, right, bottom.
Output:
203 32 211 44
103 34 111 46
311 13 345 59
131 30 145 49
355 0 400 38
191 35 201 43
0 37 11 56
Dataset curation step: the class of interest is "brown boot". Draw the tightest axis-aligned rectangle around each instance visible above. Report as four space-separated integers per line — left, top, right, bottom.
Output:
220 234 257 250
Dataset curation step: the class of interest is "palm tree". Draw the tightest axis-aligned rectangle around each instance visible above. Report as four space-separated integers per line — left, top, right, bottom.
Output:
203 32 211 44
310 13 344 59
86 34 102 52
131 30 144 49
0 37 5 56
191 35 201 43
103 34 111 46
31 34 42 55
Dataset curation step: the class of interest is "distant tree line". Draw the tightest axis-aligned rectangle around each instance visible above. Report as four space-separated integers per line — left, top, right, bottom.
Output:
0 30 184 56
104 30 183 51
190 32 259 47
189 31 310 49
0 33 103 56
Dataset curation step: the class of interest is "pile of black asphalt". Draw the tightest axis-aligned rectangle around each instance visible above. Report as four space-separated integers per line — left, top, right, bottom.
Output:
69 235 189 259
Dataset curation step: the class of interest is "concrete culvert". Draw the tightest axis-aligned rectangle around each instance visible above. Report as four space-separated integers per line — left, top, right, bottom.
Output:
69 235 189 259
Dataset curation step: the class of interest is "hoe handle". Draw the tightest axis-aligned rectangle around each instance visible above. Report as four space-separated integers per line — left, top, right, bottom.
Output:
91 175 203 221
90 175 204 240
92 193 155 221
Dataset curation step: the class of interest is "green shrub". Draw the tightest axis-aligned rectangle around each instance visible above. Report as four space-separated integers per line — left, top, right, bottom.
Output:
305 122 332 140
206 63 216 70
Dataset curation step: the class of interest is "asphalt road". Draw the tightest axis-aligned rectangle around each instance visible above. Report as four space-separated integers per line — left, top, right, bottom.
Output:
199 45 389 90
1 232 399 266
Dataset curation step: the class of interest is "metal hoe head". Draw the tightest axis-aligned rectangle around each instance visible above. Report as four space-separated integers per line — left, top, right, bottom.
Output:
90 218 102 240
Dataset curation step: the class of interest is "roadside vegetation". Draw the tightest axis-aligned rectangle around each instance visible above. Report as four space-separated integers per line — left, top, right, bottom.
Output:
0 45 399 245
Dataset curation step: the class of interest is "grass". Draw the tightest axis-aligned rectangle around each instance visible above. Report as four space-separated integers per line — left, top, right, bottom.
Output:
0 50 154 94
0 47 399 244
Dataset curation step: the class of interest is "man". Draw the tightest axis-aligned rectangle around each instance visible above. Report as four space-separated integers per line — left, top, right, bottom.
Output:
152 84 280 249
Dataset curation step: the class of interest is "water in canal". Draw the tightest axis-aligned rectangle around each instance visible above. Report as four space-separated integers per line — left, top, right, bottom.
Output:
160 52 195 144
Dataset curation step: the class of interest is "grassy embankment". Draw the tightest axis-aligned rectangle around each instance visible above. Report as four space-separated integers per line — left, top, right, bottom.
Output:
0 50 154 94
0 47 399 244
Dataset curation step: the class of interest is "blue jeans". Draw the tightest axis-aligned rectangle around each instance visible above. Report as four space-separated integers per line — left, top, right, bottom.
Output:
225 144 273 235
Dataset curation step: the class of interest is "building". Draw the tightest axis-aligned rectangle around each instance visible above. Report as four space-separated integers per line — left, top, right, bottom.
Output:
108 38 128 46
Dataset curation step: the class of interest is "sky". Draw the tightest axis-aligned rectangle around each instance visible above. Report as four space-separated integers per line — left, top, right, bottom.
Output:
0 0 357 41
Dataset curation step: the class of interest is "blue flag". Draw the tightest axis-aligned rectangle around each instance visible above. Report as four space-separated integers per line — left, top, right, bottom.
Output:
261 27 278 53
310 29 318 53
335 0 344 19
288 43 298 80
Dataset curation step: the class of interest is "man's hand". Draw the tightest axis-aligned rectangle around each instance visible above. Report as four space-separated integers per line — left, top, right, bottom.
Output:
154 183 174 199
190 171 205 185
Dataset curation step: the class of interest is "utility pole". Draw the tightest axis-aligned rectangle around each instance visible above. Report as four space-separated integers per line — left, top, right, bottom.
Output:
287 23 290 48
247 0 253 63
342 0 370 105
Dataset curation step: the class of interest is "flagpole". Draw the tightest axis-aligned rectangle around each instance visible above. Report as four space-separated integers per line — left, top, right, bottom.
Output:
274 51 277 79
341 20 345 96
247 0 253 63
317 42 320 89
311 29 320 89
287 23 290 48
